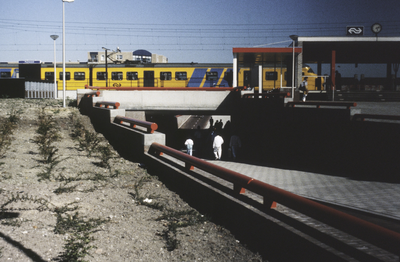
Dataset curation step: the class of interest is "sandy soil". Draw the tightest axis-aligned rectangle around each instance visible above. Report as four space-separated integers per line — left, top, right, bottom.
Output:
0 99 263 262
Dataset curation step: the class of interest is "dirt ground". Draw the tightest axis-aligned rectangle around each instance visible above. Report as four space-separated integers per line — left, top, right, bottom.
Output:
0 99 264 261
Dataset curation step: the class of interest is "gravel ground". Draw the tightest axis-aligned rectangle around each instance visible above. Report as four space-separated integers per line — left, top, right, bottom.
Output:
0 99 263 262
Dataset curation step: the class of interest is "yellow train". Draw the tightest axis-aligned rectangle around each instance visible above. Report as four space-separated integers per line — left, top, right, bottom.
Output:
1 62 322 91
38 63 234 91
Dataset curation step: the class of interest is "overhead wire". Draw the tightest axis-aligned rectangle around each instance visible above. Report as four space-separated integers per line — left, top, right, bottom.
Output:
1 18 400 54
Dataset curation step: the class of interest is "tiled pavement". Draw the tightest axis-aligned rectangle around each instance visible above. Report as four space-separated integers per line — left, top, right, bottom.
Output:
151 153 400 261
209 160 400 220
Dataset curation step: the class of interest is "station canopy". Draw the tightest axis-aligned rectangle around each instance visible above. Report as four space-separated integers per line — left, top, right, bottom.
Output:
297 36 400 64
233 47 302 65
233 37 400 65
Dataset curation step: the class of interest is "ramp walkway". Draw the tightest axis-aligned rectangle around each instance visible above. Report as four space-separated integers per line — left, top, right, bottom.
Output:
208 160 400 221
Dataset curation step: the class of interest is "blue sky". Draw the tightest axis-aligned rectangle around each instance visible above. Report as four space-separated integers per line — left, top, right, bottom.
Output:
1 0 400 66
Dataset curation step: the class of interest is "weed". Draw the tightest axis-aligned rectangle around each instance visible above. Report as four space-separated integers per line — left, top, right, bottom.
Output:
69 112 118 168
1 192 50 212
53 202 79 215
0 107 22 158
129 175 154 200
127 175 208 251
54 184 78 195
7 107 23 125
95 144 114 169
53 204 109 262
69 112 86 140
36 159 64 181
0 173 12 181
1 218 23 227
128 175 166 211
32 107 61 164
55 171 85 184
58 230 95 262
156 209 208 251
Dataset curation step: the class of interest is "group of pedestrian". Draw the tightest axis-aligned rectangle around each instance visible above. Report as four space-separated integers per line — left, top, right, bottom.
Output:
184 118 241 161
211 131 241 160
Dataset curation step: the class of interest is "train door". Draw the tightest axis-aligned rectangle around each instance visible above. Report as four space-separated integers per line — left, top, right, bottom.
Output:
243 70 251 88
89 66 93 87
144 71 154 87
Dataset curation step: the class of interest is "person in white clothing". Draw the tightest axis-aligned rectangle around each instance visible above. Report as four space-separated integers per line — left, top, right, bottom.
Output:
184 138 194 156
212 134 224 160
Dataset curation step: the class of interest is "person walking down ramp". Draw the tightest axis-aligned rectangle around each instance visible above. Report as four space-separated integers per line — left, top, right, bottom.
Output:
213 133 224 160
184 137 194 156
229 134 241 160
299 77 309 102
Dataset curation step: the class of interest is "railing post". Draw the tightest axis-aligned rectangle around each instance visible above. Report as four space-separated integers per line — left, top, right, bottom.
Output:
263 198 277 209
185 162 194 170
233 184 246 194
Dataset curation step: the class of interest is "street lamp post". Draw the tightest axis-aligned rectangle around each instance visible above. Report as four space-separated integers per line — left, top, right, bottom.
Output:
62 0 74 107
102 47 110 87
50 35 59 99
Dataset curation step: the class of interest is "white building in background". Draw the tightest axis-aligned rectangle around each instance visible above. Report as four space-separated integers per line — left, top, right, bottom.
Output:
88 49 168 64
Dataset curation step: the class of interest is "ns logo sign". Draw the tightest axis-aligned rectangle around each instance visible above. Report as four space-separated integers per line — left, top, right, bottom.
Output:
347 26 364 36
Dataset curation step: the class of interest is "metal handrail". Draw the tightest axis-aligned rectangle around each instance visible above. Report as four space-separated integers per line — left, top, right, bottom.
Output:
353 113 400 122
94 101 120 109
115 115 158 134
286 101 357 109
242 92 290 99
149 142 400 257
83 91 100 98
85 85 237 91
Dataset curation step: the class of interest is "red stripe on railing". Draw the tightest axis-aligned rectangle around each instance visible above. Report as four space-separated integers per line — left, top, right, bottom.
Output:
94 101 120 109
115 115 158 134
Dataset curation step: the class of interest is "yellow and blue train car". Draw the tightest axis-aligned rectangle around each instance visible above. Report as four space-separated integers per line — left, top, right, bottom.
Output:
40 63 233 90
41 63 90 91
17 62 321 92
89 63 233 88
0 63 19 78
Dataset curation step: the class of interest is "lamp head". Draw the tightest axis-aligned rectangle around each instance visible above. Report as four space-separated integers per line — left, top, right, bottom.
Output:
50 35 59 40
62 0 74 2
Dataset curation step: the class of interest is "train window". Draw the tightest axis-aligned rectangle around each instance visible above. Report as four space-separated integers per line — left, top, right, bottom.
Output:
112 72 123 80
97 72 106 80
206 72 218 81
265 72 277 81
74 72 85 80
59 72 70 80
0 72 11 78
160 72 171 80
175 72 187 80
45 72 54 81
127 72 138 80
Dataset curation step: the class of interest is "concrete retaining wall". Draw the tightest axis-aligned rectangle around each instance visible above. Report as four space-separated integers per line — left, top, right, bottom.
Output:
77 91 165 162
